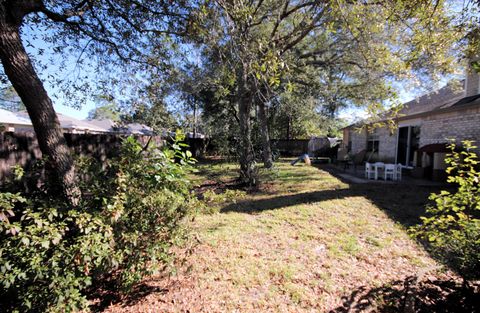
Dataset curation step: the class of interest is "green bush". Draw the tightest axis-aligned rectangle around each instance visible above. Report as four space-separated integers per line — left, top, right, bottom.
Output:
411 140 480 281
0 132 198 312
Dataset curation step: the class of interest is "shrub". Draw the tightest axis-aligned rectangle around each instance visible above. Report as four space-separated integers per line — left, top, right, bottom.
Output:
0 206 113 312
411 140 480 281
0 132 198 312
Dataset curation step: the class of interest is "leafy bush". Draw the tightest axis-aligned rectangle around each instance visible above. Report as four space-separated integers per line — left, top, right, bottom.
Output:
411 140 480 281
0 132 198 312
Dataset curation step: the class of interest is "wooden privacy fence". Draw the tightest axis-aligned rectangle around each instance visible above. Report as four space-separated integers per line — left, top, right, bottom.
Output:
0 131 166 182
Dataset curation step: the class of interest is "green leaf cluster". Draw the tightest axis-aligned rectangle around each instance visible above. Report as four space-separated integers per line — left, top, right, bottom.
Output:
411 140 480 281
0 134 198 312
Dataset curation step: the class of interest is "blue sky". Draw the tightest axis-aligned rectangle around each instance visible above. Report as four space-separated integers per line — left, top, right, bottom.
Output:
3 6 466 123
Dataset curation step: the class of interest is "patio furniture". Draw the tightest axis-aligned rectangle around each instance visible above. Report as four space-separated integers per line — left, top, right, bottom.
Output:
373 162 384 180
384 164 396 180
395 163 402 180
365 162 376 179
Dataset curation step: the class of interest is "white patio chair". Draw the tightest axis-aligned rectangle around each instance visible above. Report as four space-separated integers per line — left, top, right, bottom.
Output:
365 162 375 179
384 164 396 180
395 164 402 181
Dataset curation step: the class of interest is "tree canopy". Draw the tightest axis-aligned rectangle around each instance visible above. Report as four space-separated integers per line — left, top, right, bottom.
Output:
179 0 463 183
0 0 473 190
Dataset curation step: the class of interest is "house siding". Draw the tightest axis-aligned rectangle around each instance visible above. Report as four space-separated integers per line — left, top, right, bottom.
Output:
342 69 480 163
419 106 480 151
345 105 480 163
378 127 397 162
349 127 366 155
346 127 397 162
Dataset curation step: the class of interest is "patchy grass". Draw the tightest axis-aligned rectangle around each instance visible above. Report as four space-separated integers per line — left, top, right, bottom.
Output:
101 159 475 312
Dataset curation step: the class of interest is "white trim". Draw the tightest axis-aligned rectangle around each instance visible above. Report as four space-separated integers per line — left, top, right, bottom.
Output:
398 118 422 127
394 127 399 164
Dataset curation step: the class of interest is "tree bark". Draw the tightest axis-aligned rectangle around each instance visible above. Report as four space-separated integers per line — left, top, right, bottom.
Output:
257 100 273 168
237 63 256 186
0 3 80 206
286 114 291 140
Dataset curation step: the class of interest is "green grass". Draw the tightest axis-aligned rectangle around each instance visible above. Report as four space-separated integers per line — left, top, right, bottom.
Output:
182 160 447 310
104 159 459 312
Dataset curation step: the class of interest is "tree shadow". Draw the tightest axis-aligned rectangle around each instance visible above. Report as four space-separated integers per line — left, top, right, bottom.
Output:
88 278 169 312
221 175 438 227
330 276 479 313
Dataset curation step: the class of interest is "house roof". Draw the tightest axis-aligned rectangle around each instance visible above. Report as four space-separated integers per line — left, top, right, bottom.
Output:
13 111 110 133
344 81 480 129
88 118 155 135
442 93 480 109
0 109 33 126
398 81 465 117
56 113 110 132
124 122 154 135
87 118 116 130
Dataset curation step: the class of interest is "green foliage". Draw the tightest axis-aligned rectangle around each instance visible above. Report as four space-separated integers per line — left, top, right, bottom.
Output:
0 85 24 112
411 140 480 280
0 207 113 312
0 133 198 312
87 102 121 122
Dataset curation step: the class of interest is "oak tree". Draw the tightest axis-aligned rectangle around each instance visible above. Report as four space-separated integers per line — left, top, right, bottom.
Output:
0 0 190 204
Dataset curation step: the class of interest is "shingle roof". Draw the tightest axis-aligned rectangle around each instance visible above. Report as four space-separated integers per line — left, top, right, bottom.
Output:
399 81 465 117
0 109 32 126
13 111 110 133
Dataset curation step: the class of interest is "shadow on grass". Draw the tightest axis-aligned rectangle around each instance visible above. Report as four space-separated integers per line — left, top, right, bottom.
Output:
330 276 479 313
89 279 168 312
221 180 437 227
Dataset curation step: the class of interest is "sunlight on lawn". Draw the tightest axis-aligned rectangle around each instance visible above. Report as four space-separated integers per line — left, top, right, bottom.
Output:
105 159 457 312
183 160 449 311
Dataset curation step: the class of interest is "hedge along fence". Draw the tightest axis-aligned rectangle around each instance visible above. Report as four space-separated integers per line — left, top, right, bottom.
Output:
0 131 166 182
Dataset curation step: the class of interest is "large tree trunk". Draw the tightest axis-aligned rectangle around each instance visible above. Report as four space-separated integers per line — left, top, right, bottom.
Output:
0 4 80 206
257 100 273 168
237 63 256 186
286 114 291 140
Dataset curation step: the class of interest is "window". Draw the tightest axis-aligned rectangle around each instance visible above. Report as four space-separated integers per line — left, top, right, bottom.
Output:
367 130 379 153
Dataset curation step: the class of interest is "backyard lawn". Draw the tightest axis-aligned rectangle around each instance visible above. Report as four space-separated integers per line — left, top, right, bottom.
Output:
101 160 472 312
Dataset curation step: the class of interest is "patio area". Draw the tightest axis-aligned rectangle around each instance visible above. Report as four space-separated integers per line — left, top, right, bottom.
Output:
320 163 448 187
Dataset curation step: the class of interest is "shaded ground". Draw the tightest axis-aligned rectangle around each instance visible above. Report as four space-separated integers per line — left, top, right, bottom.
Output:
99 160 478 312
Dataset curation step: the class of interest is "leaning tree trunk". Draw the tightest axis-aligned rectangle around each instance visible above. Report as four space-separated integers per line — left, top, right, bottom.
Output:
0 5 80 206
237 64 256 186
257 100 273 168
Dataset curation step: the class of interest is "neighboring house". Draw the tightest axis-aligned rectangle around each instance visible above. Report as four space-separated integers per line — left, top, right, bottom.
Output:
88 118 206 138
341 69 480 179
54 113 110 133
88 118 155 135
0 108 34 132
0 110 110 134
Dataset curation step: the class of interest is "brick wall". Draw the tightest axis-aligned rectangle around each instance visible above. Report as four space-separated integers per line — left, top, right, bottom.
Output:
419 106 480 151
349 127 366 154
376 127 397 162
466 69 480 97
346 126 398 162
